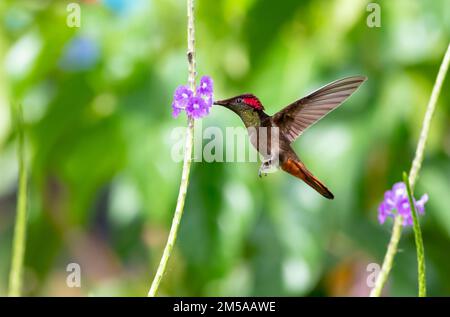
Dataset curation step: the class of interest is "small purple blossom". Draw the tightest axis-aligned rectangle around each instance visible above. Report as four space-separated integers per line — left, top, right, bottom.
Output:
186 96 209 118
172 85 193 118
199 93 213 108
171 75 214 119
197 76 214 96
378 182 428 226
172 105 182 118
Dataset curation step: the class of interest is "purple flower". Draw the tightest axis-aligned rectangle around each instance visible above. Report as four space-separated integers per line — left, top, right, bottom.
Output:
378 182 428 226
415 194 429 214
186 96 209 119
196 76 214 111
171 75 214 119
172 105 182 118
198 93 212 110
172 85 193 118
197 76 214 96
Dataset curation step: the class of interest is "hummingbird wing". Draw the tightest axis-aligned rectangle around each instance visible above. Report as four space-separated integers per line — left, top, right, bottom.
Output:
272 76 367 143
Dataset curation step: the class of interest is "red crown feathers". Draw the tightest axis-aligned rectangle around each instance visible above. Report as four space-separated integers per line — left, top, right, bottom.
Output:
242 95 264 110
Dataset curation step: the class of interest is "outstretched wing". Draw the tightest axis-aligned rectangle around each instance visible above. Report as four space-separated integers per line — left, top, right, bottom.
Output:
273 76 367 143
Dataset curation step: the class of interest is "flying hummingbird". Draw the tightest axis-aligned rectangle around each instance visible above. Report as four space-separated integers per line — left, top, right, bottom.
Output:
214 76 367 199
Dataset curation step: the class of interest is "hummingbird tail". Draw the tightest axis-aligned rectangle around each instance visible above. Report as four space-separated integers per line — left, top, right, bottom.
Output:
281 158 334 199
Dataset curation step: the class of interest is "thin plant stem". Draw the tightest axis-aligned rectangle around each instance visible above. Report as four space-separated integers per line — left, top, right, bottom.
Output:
409 43 450 188
148 0 196 297
403 172 426 297
369 215 403 297
8 103 28 297
370 43 450 297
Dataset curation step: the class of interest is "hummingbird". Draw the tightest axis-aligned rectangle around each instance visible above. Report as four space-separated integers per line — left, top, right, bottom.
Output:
214 76 367 199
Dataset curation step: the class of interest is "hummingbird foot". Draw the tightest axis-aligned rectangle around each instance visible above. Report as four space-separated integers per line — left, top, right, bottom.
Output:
258 169 267 178
258 160 273 178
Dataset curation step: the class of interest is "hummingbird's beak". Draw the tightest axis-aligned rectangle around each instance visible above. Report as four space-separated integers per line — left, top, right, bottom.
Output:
213 98 230 106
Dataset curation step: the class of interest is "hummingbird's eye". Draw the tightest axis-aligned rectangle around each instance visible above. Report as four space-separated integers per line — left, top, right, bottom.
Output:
236 98 243 104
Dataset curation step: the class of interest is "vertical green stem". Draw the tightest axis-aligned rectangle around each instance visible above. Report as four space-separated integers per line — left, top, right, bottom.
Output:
408 43 450 188
370 43 450 297
369 216 403 297
8 103 28 297
148 0 196 297
403 172 426 297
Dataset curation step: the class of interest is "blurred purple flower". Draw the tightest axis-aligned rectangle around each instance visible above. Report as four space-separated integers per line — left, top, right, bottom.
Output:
172 106 182 118
378 182 428 226
200 93 213 109
186 96 209 119
60 37 100 72
197 76 214 96
171 75 214 119
172 85 193 118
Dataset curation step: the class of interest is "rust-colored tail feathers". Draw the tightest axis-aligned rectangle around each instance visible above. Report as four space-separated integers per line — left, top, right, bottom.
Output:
281 158 334 199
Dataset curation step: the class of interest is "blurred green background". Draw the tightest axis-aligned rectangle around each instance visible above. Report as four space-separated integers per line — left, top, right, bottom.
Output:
0 0 449 296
